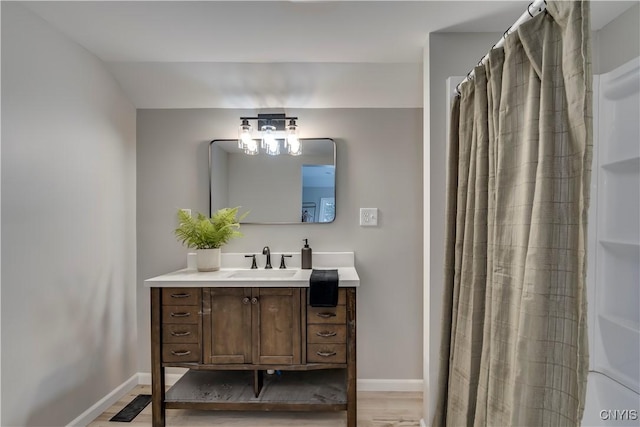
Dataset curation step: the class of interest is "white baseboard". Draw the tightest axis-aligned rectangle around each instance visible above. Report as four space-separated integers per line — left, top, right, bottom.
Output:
137 369 186 386
66 373 138 427
137 372 422 393
357 379 423 392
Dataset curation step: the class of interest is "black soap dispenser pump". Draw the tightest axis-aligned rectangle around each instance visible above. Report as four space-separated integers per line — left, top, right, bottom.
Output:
301 239 312 269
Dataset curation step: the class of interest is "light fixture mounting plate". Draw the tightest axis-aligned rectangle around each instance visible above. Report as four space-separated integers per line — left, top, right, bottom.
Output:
257 113 286 130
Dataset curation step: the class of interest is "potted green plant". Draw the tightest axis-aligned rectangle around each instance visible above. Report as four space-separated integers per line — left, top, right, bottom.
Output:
175 207 247 271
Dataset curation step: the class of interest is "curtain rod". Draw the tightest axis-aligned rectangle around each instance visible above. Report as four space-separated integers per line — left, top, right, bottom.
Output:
456 0 547 95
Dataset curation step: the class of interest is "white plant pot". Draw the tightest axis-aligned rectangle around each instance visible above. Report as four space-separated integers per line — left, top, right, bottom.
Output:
196 248 221 272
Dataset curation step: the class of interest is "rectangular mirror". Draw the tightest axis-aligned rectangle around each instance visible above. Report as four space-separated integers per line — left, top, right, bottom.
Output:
210 138 336 224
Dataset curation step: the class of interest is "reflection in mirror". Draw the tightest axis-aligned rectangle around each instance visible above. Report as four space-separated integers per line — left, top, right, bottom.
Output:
210 138 336 224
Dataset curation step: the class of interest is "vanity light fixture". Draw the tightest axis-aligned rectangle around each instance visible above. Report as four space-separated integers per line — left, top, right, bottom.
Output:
237 114 300 156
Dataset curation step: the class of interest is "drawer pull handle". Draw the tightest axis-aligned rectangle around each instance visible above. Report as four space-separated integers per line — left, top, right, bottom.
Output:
316 331 337 337
316 312 336 318
170 312 191 318
170 350 192 356
170 293 191 298
316 351 337 357
171 331 191 337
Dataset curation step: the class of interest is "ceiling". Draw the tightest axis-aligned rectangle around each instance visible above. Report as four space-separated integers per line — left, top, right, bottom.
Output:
22 1 638 108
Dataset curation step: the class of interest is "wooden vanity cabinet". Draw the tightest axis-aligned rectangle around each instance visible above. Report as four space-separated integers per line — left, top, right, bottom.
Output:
150 286 356 427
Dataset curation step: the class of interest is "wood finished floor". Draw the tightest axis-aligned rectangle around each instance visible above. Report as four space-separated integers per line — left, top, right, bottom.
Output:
88 385 422 427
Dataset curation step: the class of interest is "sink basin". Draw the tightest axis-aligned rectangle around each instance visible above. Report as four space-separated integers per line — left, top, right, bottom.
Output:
228 269 297 279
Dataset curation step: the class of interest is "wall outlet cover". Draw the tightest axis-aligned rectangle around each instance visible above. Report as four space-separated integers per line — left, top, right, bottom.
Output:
360 208 378 226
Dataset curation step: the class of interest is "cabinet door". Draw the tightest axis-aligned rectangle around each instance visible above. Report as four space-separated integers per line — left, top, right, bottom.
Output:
203 288 252 364
253 288 301 365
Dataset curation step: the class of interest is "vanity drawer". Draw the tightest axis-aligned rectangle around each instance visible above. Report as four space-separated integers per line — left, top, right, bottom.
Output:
307 306 346 324
162 306 199 324
163 324 199 344
307 344 346 364
162 288 200 306
307 324 346 344
307 289 347 306
162 344 200 363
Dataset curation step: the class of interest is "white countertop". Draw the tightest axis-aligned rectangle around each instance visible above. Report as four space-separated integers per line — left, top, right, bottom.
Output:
144 252 359 288
144 267 359 288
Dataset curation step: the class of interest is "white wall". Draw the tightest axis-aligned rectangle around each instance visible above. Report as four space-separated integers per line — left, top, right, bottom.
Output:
136 108 423 381
1 3 137 426
594 3 640 74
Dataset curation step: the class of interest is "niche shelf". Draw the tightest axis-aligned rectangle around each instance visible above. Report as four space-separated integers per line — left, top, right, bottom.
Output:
597 240 639 325
599 239 640 250
590 57 640 396
596 314 640 394
601 155 640 173
599 313 640 334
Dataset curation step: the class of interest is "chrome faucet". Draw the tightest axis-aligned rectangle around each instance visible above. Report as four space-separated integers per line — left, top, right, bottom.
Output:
262 246 272 269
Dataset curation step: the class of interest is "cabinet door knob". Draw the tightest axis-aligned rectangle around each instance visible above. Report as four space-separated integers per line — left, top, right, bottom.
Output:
242 297 251 305
316 331 338 337
251 297 259 305
316 351 337 357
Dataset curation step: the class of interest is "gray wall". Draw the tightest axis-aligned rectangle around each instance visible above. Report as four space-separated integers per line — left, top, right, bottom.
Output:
594 3 640 74
1 3 137 426
137 108 423 380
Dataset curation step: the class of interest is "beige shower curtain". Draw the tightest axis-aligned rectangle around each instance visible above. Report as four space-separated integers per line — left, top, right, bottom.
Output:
433 2 592 426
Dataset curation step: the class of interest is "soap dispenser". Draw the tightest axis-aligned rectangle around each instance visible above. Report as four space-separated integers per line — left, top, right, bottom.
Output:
301 239 312 269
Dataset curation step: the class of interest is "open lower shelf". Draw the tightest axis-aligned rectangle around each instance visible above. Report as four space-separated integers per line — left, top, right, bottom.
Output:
165 368 347 411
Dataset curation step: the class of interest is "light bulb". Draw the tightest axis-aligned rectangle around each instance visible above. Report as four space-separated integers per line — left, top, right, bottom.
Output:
238 120 252 149
244 138 258 155
285 119 301 155
240 132 252 149
287 135 301 156
261 125 279 155
265 138 280 155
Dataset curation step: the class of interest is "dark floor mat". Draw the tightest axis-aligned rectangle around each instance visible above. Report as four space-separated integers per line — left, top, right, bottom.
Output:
109 394 152 422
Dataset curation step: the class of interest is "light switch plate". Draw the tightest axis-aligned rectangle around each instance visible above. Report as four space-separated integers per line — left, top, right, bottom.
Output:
360 208 378 226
